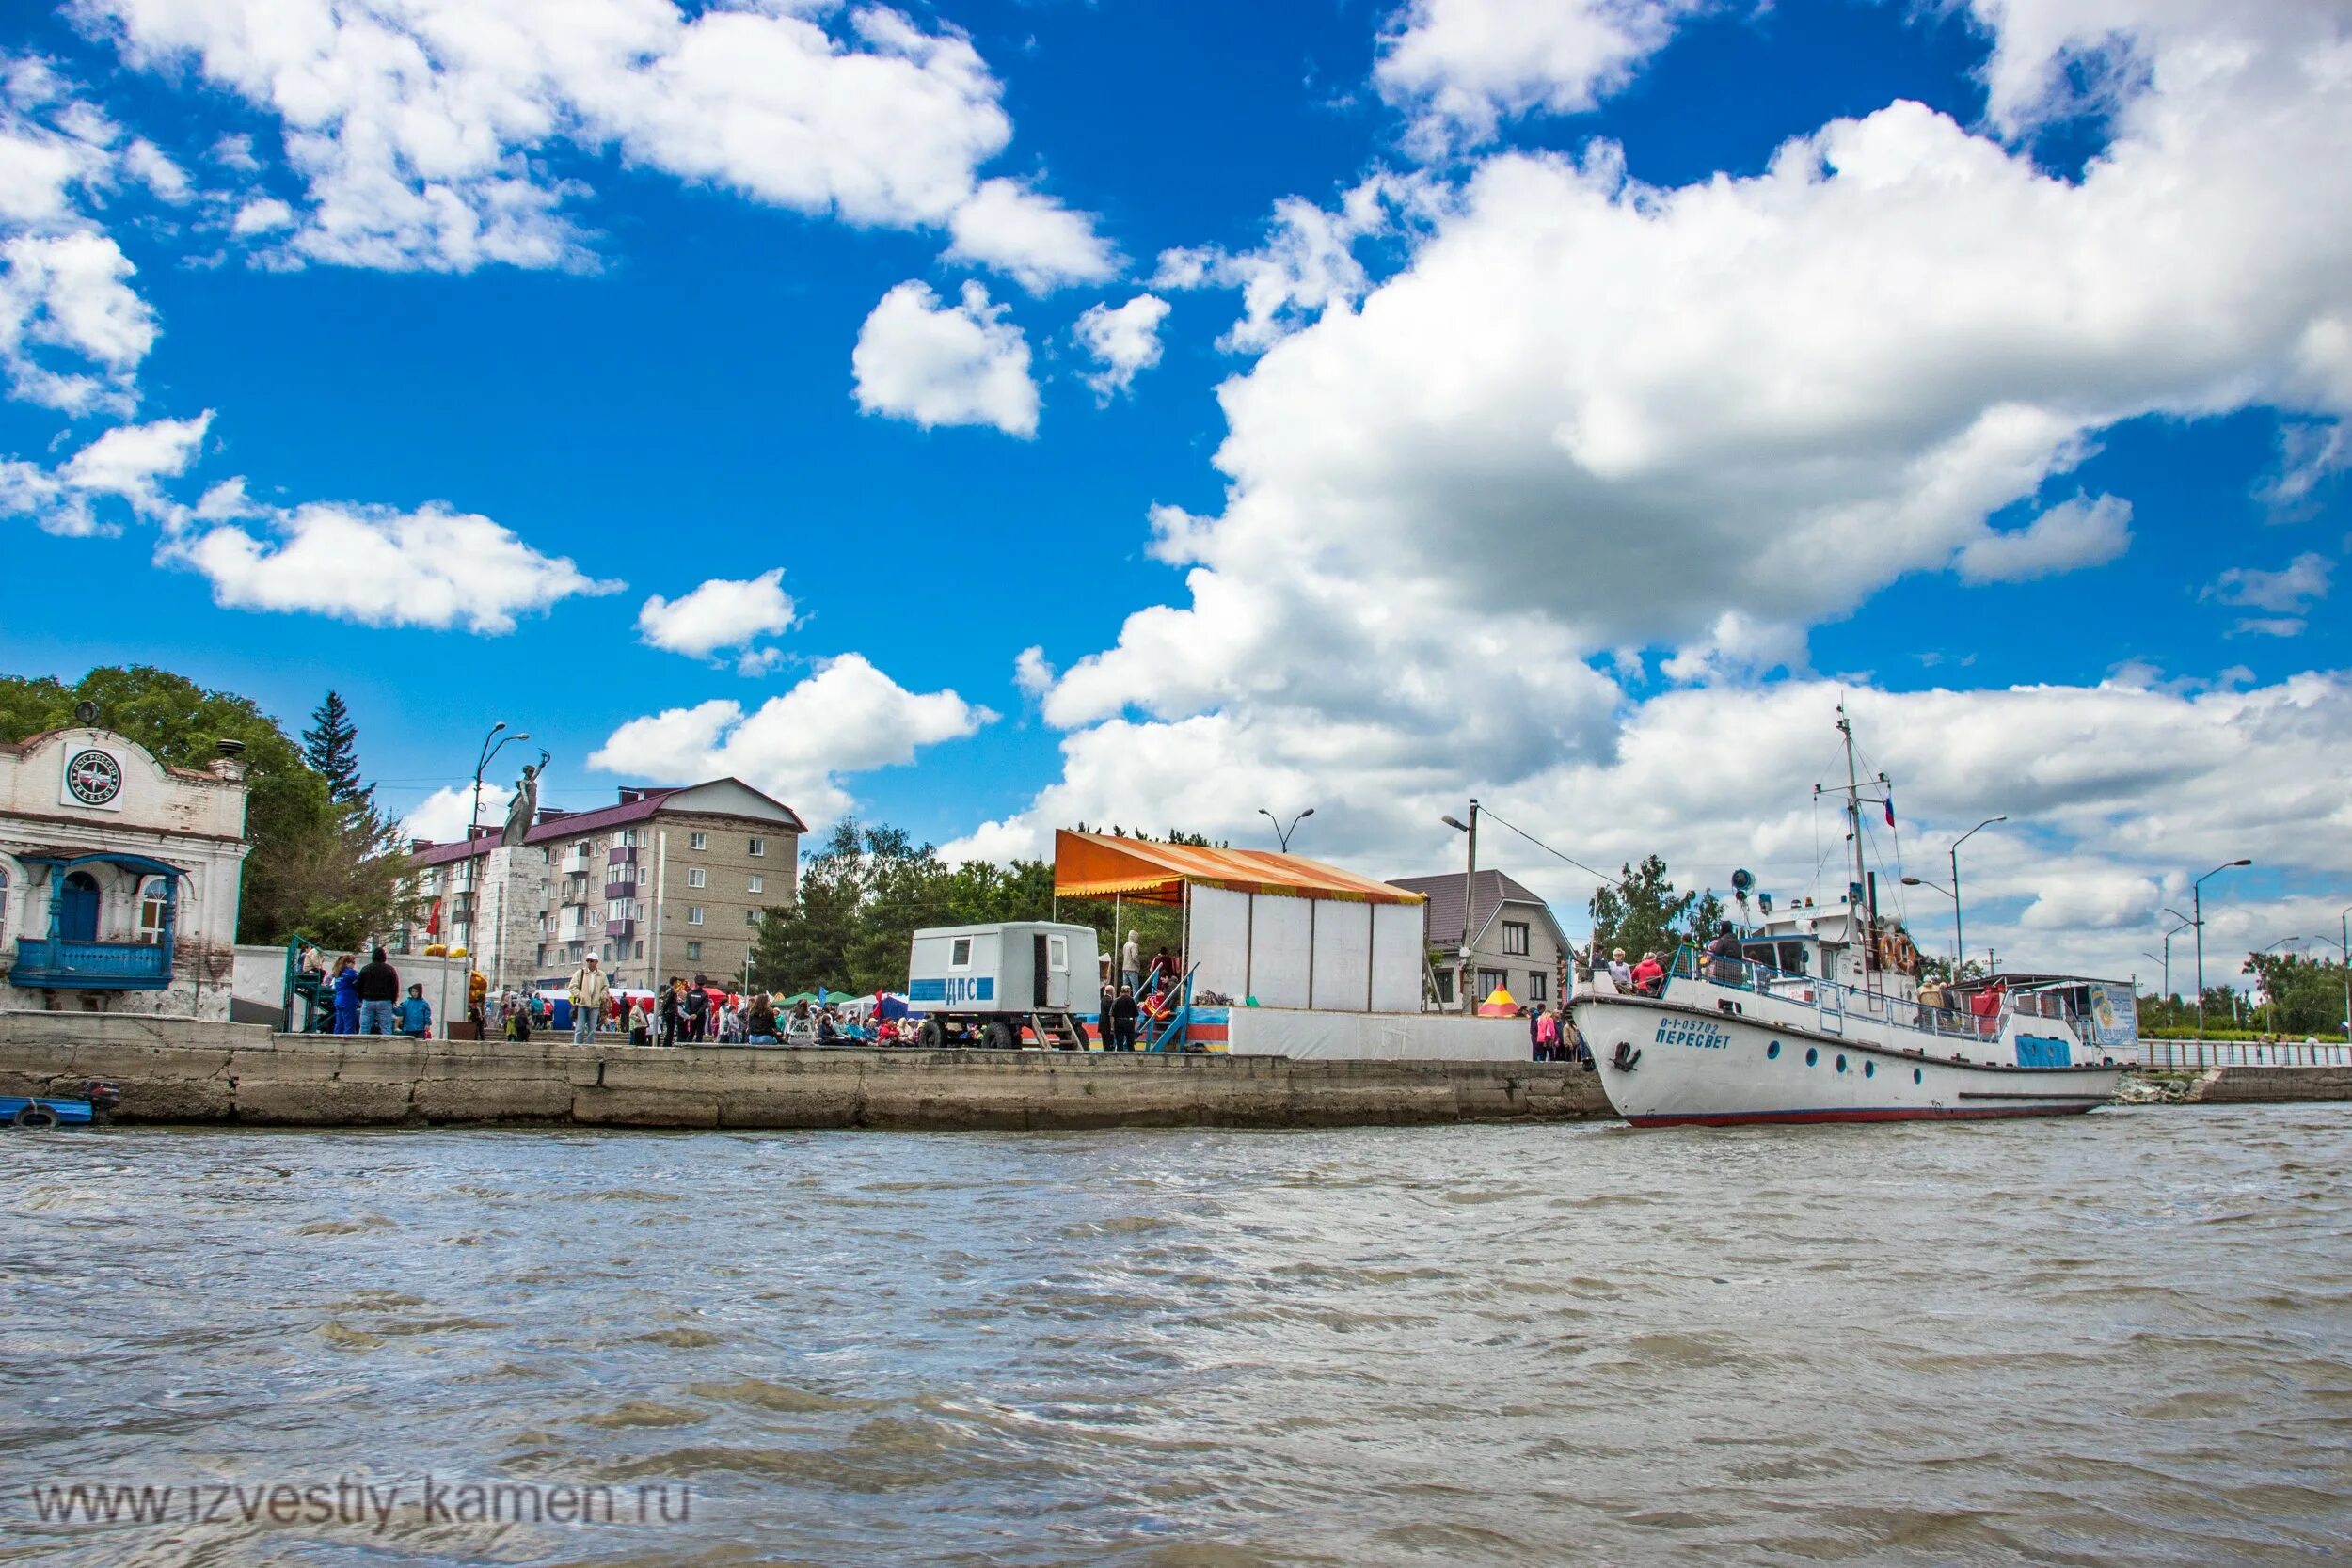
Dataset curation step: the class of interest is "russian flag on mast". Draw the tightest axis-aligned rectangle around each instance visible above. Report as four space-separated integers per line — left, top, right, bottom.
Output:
1883 792 1896 828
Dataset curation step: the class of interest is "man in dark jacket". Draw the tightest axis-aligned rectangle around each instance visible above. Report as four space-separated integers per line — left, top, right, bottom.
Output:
1110 986 1140 1052
356 946 401 1035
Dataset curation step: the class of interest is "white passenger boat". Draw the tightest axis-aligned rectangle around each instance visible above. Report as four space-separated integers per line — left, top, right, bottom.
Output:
1570 709 2126 1128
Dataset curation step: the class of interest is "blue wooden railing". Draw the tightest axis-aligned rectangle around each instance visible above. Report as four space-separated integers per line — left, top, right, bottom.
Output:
9 937 171 990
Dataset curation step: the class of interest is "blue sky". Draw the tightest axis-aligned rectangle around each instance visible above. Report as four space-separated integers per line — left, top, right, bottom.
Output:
3 0 2348 990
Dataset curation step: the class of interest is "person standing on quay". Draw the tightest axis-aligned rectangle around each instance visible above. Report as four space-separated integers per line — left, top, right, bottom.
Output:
327 955 359 1034
569 953 610 1045
1111 986 1140 1052
1121 931 1140 991
353 948 398 1036
396 984 432 1039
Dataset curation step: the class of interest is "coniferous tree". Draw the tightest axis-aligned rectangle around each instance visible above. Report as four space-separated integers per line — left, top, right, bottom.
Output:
302 689 371 805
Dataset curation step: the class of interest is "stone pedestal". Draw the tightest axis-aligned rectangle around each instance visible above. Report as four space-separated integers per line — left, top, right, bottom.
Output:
478 846 552 996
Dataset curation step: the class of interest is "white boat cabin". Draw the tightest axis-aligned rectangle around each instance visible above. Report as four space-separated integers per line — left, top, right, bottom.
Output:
1729 896 1925 1008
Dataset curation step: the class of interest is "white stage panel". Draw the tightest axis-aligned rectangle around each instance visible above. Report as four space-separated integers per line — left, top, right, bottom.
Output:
1310 900 1373 1012
1247 894 1312 1008
1188 885 1251 1001
1371 901 1427 1014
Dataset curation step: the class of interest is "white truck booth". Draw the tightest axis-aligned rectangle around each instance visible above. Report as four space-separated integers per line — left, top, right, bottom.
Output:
906 921 1100 1049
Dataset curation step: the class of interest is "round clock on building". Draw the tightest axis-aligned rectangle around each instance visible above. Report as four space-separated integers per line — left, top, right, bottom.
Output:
66 749 122 806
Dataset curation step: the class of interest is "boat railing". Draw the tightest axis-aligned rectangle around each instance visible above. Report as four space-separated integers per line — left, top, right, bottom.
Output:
1664 945 2004 1043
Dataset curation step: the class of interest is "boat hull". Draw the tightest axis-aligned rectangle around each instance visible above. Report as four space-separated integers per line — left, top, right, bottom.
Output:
1572 993 2122 1128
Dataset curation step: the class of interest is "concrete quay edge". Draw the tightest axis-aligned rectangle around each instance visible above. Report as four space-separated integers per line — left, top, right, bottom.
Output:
0 1025 1613 1131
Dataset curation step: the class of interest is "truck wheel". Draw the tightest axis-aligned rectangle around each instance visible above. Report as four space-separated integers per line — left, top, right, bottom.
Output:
980 1021 1015 1050
916 1019 946 1049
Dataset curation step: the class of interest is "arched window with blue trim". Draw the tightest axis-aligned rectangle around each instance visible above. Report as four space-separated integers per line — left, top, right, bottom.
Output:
136 876 172 945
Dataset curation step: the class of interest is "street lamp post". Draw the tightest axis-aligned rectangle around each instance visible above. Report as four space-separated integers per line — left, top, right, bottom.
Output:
1899 875 1955 967
2192 859 2253 1037
2156 917 2192 1010
1441 800 1479 1014
1949 816 2005 972
1258 807 1315 854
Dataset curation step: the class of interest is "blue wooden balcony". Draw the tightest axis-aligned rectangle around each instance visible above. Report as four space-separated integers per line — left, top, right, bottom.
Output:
11 937 172 991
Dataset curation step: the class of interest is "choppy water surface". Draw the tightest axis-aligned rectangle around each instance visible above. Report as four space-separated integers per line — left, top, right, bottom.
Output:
5 1107 2350 1566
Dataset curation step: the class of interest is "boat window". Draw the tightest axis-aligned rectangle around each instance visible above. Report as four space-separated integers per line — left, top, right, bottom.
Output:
949 937 972 968
1048 935 1068 971
1778 942 1809 974
1804 1047 1818 1066
1766 1041 1780 1060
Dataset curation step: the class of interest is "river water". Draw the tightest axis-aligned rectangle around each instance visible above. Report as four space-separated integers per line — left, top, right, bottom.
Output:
4 1105 2349 1566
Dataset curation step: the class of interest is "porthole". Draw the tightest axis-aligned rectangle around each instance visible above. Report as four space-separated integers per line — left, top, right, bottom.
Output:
1836 1054 1848 1073
1766 1041 1780 1060
1804 1047 1818 1067
1913 1069 1923 1085
1864 1061 1875 1078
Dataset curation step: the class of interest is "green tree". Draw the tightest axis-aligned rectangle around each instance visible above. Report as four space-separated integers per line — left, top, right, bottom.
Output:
0 665 411 946
1588 854 1697 963
301 689 370 805
1683 888 1728 949
2243 951 2350 1036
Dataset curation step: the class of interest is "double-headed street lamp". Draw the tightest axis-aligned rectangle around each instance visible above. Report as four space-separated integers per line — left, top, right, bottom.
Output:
2193 859 2253 1037
469 721 532 844
1259 807 1314 853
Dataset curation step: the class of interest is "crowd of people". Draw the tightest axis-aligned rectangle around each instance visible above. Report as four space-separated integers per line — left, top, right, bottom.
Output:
295 946 434 1037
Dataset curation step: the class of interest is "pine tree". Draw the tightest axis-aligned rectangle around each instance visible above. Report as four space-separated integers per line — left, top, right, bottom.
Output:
302 689 370 805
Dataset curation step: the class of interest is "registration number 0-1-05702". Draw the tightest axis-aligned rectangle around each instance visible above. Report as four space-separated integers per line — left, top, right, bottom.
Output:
1654 1017 1730 1051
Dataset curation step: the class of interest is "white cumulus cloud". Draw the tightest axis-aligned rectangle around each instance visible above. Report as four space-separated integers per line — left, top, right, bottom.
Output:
1376 0 1708 152
852 278 1038 437
402 780 510 845
1954 494 2133 583
160 499 622 633
637 567 799 674
589 653 995 823
946 178 1119 294
1073 293 1171 401
81 0 1112 288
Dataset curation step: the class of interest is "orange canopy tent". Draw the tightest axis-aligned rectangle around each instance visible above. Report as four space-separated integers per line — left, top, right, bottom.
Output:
1052 830 1424 907
1475 987 1518 1017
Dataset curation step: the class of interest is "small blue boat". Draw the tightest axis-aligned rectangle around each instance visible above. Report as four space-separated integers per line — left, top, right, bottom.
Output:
2 1081 119 1129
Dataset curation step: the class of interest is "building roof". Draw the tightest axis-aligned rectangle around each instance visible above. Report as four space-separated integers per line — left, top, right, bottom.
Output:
1385 869 1557 950
407 780 805 868
1052 830 1426 906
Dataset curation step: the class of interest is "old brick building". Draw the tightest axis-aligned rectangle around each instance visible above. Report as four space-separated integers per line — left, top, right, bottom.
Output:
405 779 803 992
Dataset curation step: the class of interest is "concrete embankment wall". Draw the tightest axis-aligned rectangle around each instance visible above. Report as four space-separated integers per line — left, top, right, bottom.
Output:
2185 1066 2352 1105
0 1017 1610 1130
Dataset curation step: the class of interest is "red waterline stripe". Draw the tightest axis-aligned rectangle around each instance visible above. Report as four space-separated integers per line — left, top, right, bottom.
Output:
1628 1104 2098 1127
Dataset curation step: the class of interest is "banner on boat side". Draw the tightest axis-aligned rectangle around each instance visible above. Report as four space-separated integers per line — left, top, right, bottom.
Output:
2083 982 2137 1050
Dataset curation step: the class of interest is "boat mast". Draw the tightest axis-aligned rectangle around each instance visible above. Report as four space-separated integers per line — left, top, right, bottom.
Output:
1837 703 1870 972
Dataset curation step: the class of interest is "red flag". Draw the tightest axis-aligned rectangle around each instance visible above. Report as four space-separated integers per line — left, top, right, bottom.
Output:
427 896 442 938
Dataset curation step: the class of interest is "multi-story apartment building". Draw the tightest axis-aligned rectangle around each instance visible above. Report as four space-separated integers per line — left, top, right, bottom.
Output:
403 778 804 992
